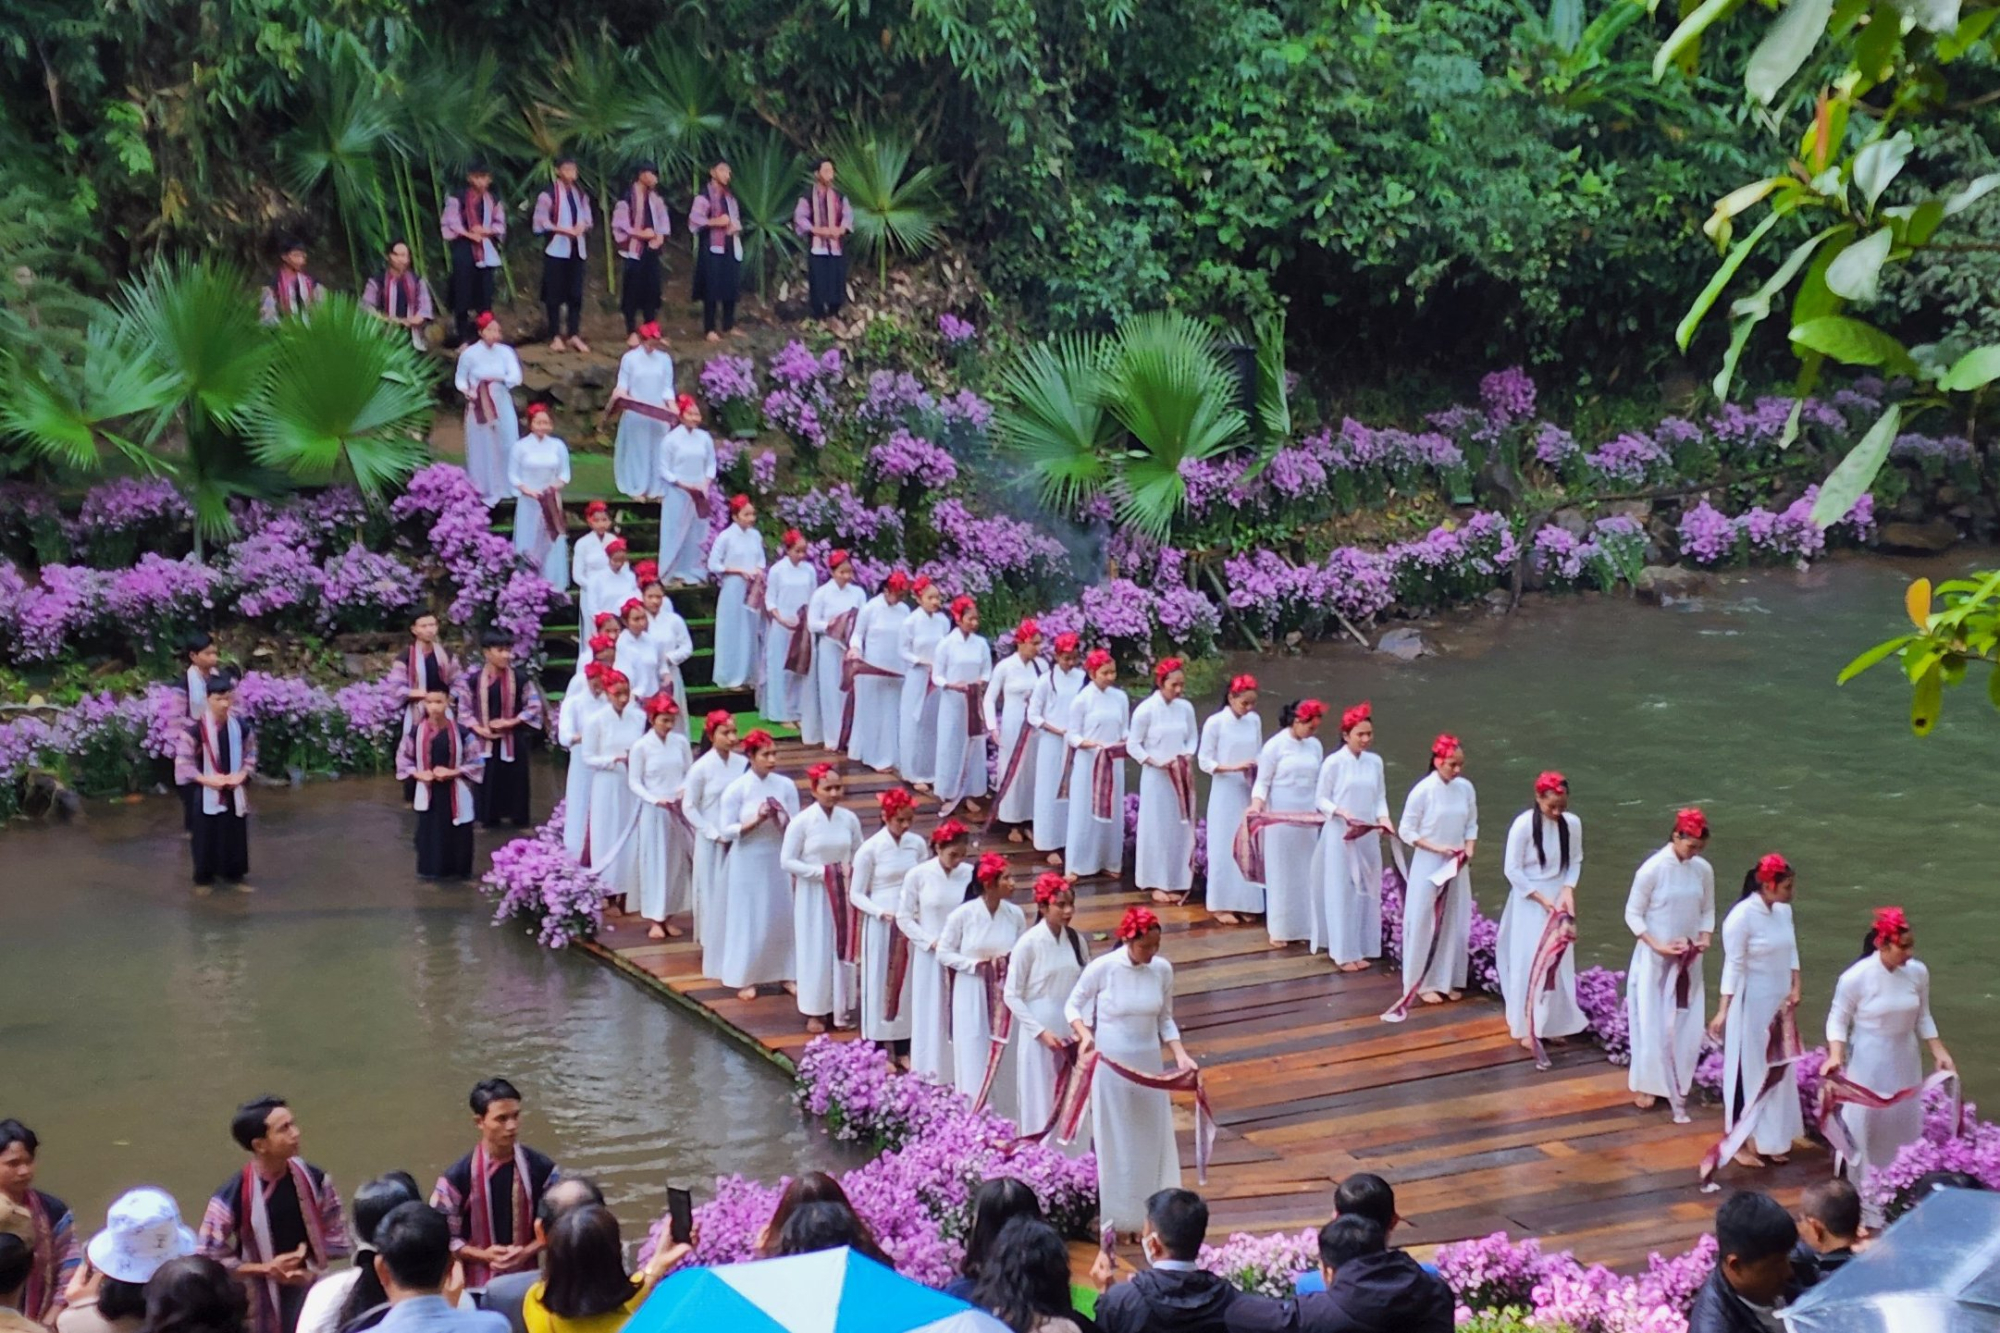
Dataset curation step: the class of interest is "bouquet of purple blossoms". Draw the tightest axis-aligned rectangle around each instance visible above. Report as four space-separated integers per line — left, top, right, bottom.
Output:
72 478 194 567
51 690 158 797
937 312 977 347
698 355 766 438
869 430 959 490
14 563 117 662
0 714 56 818
1387 512 1520 610
107 554 225 659
480 801 604 948
225 513 327 627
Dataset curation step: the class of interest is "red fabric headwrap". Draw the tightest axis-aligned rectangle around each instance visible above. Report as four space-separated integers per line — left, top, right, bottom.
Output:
974 852 1009 885
634 560 659 584
1295 700 1327 725
644 692 678 718
621 598 646 619
950 595 977 624
1340 700 1370 732
1871 905 1910 946
1534 771 1568 796
1430 732 1461 761
885 571 911 594
1673 807 1709 839
1154 656 1185 686
782 528 805 550
1033 872 1070 906
703 708 734 737
1755 853 1791 887
806 762 837 786
740 728 775 754
1084 648 1113 675
585 500 610 518
606 537 629 556
878 788 915 818
594 613 619 631
676 393 696 415
827 548 851 571
1053 632 1081 655
527 401 551 421
587 633 616 653
639 321 662 340
728 493 751 513
1116 906 1161 941
584 663 607 682
601 670 630 692
475 311 496 330
1016 618 1041 643
912 575 934 594
930 818 969 847
1230 674 1259 696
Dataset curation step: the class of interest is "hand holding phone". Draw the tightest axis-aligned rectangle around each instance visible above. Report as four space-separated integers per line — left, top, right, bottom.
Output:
668 1187 694 1246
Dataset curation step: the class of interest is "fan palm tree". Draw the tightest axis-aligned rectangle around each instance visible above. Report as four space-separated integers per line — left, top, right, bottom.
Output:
244 293 436 493
277 54 398 276
828 126 950 287
992 333 1118 514
729 130 805 302
0 319 178 476
626 35 733 197
532 31 642 288
1102 312 1249 539
386 44 511 274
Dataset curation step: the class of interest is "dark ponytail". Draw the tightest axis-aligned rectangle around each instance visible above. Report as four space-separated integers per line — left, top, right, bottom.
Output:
1529 810 1571 875
1065 925 1087 969
1857 929 1879 962
1279 700 1303 728
1739 868 1763 902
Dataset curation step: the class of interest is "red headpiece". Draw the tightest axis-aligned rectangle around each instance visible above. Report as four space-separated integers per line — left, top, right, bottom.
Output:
878 788 915 818
703 708 734 737
1153 656 1185 686
621 598 646 619
587 633 616 653
805 761 837 786
639 320 662 340
644 692 678 719
584 500 610 518
1534 771 1568 797
606 537 629 557
827 548 852 571
728 493 751 513
527 401 551 421
974 852 1009 885
930 818 969 847
1016 617 1041 643
1295 699 1327 725
912 574 934 594
1033 872 1070 906
1083 648 1113 675
885 571 911 594
1871 905 1910 947
1755 853 1791 887
583 662 607 682
1673 807 1709 839
1053 631 1081 655
594 612 619 631
475 311 496 330
1340 700 1370 732
1429 732 1461 761
782 528 805 550
601 669 630 692
675 393 696 415
740 728 775 754
1230 674 1259 697
950 595 977 624
1115 906 1161 941
634 560 659 585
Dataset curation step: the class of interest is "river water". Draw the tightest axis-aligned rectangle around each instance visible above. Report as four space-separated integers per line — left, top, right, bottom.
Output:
5 554 1995 1245
0 779 856 1243
1240 554 1999 1105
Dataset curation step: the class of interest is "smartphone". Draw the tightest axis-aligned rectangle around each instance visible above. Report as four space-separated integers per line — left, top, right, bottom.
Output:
1099 1221 1116 1260
668 1187 694 1245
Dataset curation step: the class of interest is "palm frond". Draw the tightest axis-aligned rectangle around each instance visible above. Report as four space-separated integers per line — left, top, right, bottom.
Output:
277 58 397 270
112 255 273 444
728 130 806 301
992 334 1116 512
626 34 733 190
828 126 951 283
0 318 177 473
1103 311 1247 540
243 293 436 493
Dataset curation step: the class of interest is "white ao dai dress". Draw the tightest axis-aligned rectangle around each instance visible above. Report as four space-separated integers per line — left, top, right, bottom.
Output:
1827 953 1939 1197
763 556 819 728
587 566 640 642
507 433 571 585
897 855 972 1081
643 608 693 721
1006 923 1092 1152
559 689 604 859
1397 771 1479 995
1062 684 1130 878
1127 691 1199 894
939 897 1028 1120
849 827 926 1041
781 802 866 1018
454 340 521 505
847 595 909 770
1623 844 1715 1102
656 426 718 583
686 747 748 974
1718 895 1802 1155
626 728 693 922
716 770 801 989
807 581 867 751
931 628 993 802
1311 746 1389 962
572 530 613 607
1066 950 1183 1229
1199 707 1263 915
583 700 647 901
897 609 948 782
614 627 662 702
612 346 674 499
984 654 1044 825
1029 667 1087 852
1497 809 1587 1040
706 524 766 690
1253 730 1324 945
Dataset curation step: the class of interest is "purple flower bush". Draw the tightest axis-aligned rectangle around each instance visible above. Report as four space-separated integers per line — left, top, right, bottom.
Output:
777 484 906 559
1585 431 1671 486
869 430 959 490
318 544 419 631
764 341 843 451
1387 512 1520 609
71 478 193 566
698 354 765 438
0 714 56 817
937 312 977 346
857 370 936 433
107 554 226 658
1531 516 1648 591
750 450 779 492
393 463 565 646
480 803 604 948
1678 488 1872 568
1865 1086 1999 1223
13 563 116 661
1481 366 1537 423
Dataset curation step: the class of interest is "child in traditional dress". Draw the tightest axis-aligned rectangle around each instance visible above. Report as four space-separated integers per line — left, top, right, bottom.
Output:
173 670 256 894
396 689 484 880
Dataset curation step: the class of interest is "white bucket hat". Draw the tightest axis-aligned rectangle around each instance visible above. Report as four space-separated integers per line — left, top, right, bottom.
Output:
86 1188 197 1284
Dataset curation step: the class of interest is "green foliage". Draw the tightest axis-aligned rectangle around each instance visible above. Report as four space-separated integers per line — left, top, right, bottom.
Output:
730 131 806 301
1841 573 2000 734
829 126 950 287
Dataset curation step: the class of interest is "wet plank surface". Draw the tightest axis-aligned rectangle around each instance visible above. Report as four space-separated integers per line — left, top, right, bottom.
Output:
581 739 1821 1270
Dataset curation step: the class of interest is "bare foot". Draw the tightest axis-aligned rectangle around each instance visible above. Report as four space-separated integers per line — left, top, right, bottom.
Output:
647 923 667 940
1340 960 1371 973
193 884 214 898
665 923 684 939
1634 1093 1657 1110
737 986 759 1002
571 337 592 354
705 331 721 343
549 337 568 352
1213 912 1239 925
912 782 933 794
805 1016 827 1034
1064 872 1080 885
1045 852 1062 867
1733 1149 1764 1169
1446 989 1463 1001
231 882 257 894
1008 828 1025 843
626 332 641 348
1419 990 1447 1005
781 981 798 996
937 798 960 818
1269 938 1290 950
1769 1154 1791 1165
1519 1037 1535 1050
1151 890 1175 904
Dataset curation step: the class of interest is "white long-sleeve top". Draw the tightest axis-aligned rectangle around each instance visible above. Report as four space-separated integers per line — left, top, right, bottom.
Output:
983 654 1043 732
573 531 614 594
1398 771 1479 849
807 581 866 638
854 595 911 670
615 346 675 406
1065 681 1130 751
1251 729 1323 802
1315 746 1389 825
896 856 971 949
1503 809 1582 898
1005 922 1090 1041
1126 691 1197 768
508 433 571 493
706 523 766 579
1624 845 1716 943
849 827 927 918
1065 949 1181 1043
455 341 522 401
939 897 1027 973
899 607 948 673
765 555 818 628
721 769 799 838
1828 953 1938 1045
781 801 865 882
557 689 603 750
1029 666 1087 738
1198 707 1262 777
614 628 664 700
930 627 992 689
627 728 693 802
1719 895 1798 998
590 567 641 627
644 609 694 670
685 748 748 841
658 425 717 490
583 699 646 771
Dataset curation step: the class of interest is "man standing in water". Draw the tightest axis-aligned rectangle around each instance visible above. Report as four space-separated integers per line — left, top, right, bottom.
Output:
173 670 256 894
0 1120 79 1325
198 1097 350 1333
428 1080 558 1300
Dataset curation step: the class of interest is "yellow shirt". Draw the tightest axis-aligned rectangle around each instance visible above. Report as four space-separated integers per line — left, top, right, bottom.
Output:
521 1282 644 1333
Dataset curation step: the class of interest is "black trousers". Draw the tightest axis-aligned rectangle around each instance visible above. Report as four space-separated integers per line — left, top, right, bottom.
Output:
692 249 740 334
478 753 532 828
621 250 662 331
542 255 586 338
190 809 249 885
415 799 477 878
448 241 495 345
808 253 848 318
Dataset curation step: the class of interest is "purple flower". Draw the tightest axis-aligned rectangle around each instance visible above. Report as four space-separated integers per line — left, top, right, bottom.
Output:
751 450 779 492
937 312 977 346
72 478 193 564
762 388 828 450
777 484 906 557
768 339 844 393
1533 423 1580 468
936 389 993 432
869 431 959 489
106 554 226 655
1677 500 1739 567
480 802 605 947
14 563 115 661
1386 512 1519 607
318 544 418 632
1480 366 1537 422
698 354 759 405
857 370 936 432
1586 432 1669 486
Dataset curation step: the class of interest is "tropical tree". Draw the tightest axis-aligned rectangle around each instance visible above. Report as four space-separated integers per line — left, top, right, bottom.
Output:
729 130 805 302
993 335 1118 514
384 44 514 276
828 126 950 287
626 34 733 197
0 321 177 477
277 53 398 277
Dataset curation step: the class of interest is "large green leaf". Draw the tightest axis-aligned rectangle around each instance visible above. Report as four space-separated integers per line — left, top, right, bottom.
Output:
1824 226 1892 303
1745 0 1833 103
114 255 273 448
0 318 176 472
991 336 1117 513
728 130 806 300
626 34 733 189
1789 314 1910 368
1938 344 2000 392
1655 0 1748 80
829 126 950 284
1810 402 1899 527
1102 311 1248 540
1677 213 1779 351
1851 132 1913 211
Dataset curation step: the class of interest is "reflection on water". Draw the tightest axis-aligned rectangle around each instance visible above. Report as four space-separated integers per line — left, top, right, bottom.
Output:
0 775 856 1241
1239 554 2000 1104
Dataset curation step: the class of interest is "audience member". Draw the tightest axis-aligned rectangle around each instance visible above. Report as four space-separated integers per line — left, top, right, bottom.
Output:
945 1180 1044 1301
1094 1190 1294 1333
477 1181 603 1333
1297 1216 1450 1333
139 1258 247 1333
2 1235 40 1333
0 1119 81 1324
295 1174 421 1333
1293 1174 1401 1296
972 1218 1089 1333
769 1205 888 1267
521 1205 685 1333
1791 1178 1862 1284
755 1175 886 1265
1688 1192 1796 1333
369 1206 503 1333
60 1189 198 1333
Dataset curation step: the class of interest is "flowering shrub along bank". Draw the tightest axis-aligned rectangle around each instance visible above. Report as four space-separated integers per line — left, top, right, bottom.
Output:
478 802 605 949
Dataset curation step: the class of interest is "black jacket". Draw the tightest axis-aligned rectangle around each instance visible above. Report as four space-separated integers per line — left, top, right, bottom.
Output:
1687 1268 1779 1333
1094 1267 1297 1333
1296 1251 1453 1333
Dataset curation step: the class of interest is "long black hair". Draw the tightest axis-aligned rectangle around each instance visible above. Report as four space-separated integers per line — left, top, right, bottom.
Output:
1278 700 1305 728
1530 808 1571 876
334 1172 422 1332
971 1217 1074 1333
959 1178 1044 1282
541 1205 640 1320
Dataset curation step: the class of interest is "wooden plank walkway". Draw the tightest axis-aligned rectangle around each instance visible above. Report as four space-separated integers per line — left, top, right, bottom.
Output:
581 739 1823 1271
